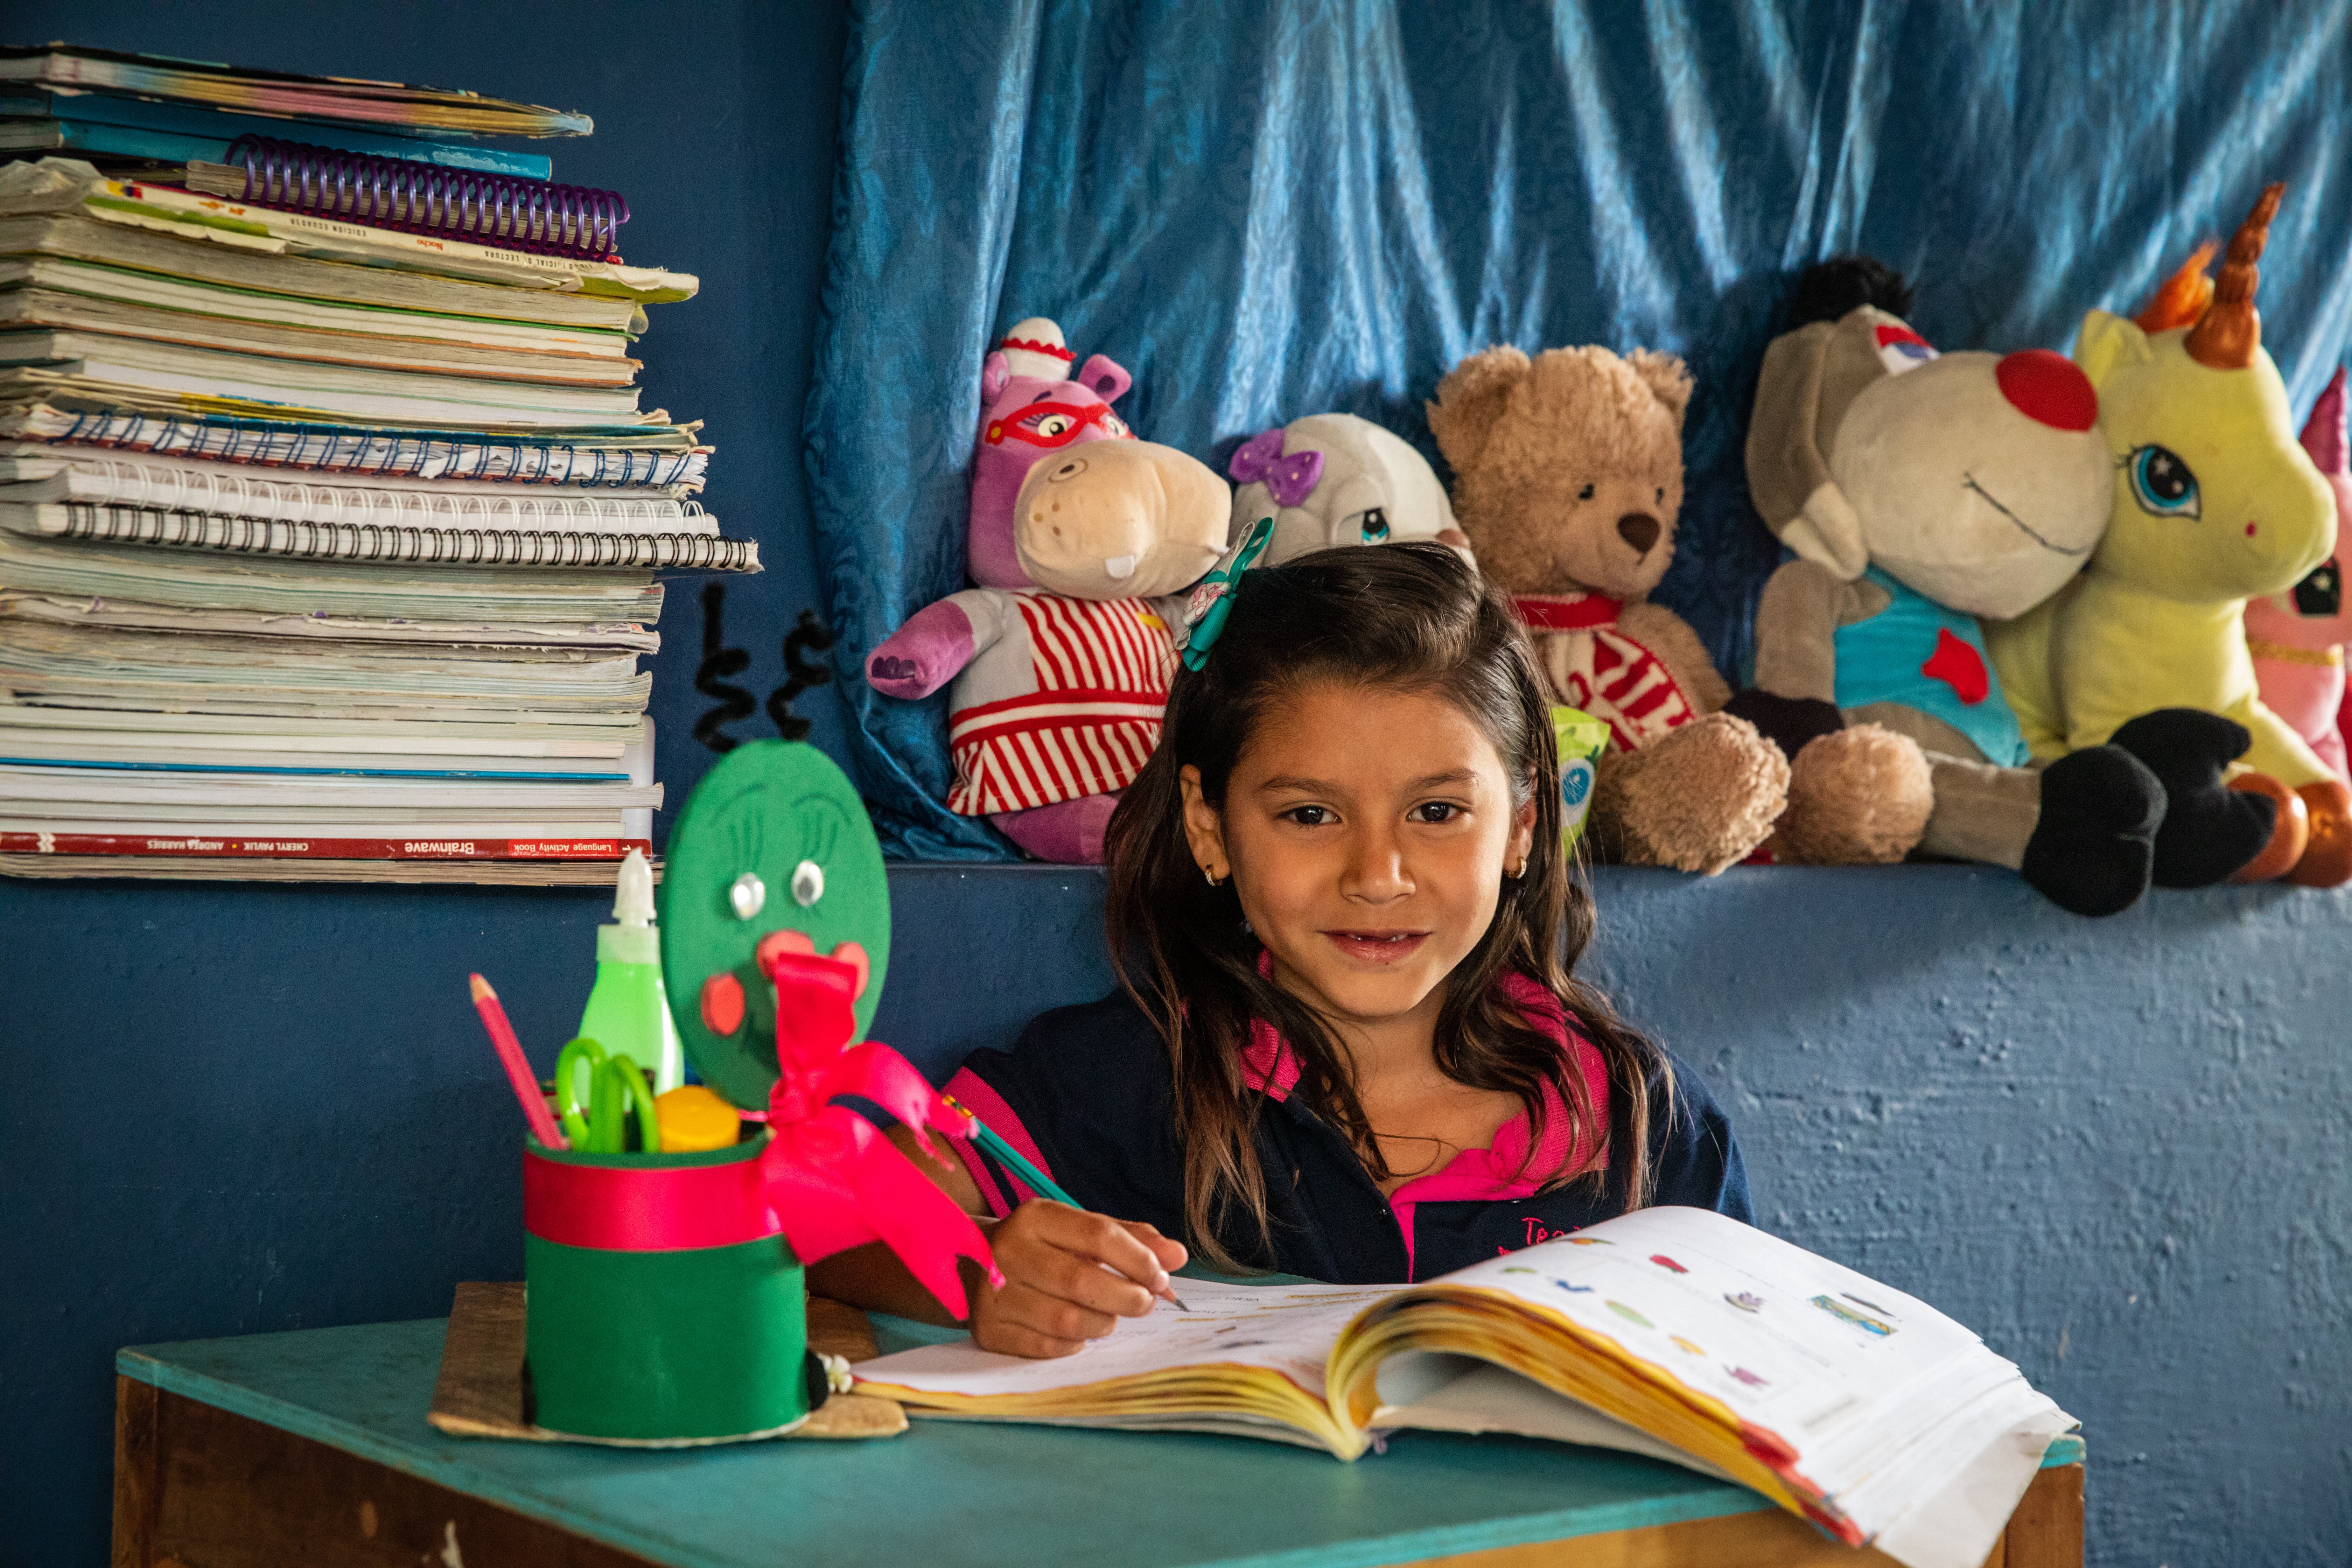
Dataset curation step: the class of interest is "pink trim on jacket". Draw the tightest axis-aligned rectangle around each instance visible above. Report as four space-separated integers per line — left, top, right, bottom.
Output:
942 1065 1059 1218
1237 954 1610 1280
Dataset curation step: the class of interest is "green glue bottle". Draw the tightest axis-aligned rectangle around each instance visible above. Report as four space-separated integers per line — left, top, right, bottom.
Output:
576 847 684 1094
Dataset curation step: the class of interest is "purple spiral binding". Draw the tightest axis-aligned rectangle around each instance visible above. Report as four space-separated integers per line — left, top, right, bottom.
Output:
222 135 631 262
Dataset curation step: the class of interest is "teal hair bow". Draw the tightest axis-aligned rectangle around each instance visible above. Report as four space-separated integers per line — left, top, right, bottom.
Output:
1178 516 1275 671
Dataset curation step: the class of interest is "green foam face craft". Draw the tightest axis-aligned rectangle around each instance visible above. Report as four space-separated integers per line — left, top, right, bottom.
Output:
659 740 890 1110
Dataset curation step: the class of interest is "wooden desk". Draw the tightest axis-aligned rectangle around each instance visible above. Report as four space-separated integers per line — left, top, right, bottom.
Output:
113 1317 2082 1568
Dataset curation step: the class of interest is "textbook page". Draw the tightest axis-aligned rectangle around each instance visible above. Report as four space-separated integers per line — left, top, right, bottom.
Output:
853 1277 1389 1401
1407 1209 2072 1568
1416 1207 1989 1453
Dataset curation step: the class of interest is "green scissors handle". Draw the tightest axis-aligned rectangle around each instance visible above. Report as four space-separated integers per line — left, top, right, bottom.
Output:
592 1053 657 1154
555 1036 606 1149
554 1038 658 1153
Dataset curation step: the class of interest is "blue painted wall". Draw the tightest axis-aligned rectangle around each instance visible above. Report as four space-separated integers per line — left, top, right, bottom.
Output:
5 5 2351 1566
5 867 2349 1564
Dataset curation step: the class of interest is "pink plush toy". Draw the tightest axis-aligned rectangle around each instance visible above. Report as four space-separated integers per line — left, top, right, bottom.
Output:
866 318 1228 862
2245 367 2352 785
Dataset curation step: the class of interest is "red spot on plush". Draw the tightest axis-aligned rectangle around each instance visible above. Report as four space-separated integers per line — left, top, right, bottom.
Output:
1996 349 2098 432
1921 628 1991 705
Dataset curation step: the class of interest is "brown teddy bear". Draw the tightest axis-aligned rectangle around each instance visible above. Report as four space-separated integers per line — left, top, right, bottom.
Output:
1428 344 1814 873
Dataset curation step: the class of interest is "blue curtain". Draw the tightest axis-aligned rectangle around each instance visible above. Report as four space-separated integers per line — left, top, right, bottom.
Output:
805 0 2352 860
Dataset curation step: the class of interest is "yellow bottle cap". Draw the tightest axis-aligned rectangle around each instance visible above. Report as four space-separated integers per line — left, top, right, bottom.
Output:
654 1084 740 1153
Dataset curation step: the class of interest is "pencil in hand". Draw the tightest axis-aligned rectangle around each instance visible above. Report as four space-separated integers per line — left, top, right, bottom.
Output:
941 1092 1190 1311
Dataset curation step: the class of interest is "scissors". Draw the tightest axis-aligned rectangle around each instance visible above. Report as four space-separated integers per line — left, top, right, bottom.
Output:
553 1036 658 1154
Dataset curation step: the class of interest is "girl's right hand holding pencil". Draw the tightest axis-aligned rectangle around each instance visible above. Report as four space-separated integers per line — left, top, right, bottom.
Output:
968 1201 1188 1358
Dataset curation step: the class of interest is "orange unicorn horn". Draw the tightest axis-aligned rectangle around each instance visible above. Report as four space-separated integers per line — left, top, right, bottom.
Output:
2184 182 2284 370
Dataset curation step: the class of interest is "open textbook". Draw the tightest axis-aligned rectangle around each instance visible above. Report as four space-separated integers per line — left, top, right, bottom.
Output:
853 1208 2074 1568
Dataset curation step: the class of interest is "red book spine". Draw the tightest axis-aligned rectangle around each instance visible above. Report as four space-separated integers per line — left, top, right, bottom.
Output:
0 833 648 860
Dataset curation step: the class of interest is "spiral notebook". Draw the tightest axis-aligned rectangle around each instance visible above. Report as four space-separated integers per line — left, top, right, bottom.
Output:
0 501 759 570
0 212 646 330
0 454 716 533
0 405 705 488
0 292 640 385
0 85 556 177
0 44 594 139
184 140 629 261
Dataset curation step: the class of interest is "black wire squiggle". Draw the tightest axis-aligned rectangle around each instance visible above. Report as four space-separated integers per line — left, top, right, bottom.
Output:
767 610 839 741
692 583 756 753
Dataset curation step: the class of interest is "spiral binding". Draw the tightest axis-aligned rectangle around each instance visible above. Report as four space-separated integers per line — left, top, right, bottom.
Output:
52 503 760 572
49 408 702 489
68 456 701 530
222 135 630 262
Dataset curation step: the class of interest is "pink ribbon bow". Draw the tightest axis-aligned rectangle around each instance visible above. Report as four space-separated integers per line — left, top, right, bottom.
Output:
756 948 1000 1318
1228 427 1324 507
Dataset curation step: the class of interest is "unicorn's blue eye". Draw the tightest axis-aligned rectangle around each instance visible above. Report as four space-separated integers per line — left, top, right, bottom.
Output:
2127 445 2200 519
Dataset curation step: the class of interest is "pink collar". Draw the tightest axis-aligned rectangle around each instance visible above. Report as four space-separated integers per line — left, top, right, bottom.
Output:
1237 955 1610 1202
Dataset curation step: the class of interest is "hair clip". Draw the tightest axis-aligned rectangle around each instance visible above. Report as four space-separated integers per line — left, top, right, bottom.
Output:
1227 427 1323 507
1178 516 1276 671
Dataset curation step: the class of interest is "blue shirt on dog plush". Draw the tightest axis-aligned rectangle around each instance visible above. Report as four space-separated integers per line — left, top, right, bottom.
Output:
1833 567 2033 768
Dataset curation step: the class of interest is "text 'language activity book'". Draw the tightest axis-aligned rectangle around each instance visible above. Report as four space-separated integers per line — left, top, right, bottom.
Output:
855 1207 2075 1568
0 44 751 881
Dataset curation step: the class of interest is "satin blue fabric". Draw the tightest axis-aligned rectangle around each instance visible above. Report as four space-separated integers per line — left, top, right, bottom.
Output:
806 0 2352 859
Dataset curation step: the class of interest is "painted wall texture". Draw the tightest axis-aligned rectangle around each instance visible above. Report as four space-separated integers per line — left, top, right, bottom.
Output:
4 4 2349 1566
6 867 2346 1564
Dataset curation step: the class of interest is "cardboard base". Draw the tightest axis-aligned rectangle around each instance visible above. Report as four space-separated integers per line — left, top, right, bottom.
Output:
427 1282 906 1446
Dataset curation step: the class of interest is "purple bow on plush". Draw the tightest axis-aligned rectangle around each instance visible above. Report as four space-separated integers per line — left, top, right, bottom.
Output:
1228 427 1324 507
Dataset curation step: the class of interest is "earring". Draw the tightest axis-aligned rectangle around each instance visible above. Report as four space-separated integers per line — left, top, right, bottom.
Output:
1505 856 1526 881
1203 865 1222 887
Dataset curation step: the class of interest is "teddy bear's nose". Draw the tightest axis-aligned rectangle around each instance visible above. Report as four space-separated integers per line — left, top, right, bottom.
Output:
1617 513 1661 555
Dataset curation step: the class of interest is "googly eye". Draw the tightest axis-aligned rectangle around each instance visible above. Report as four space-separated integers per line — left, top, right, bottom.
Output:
792 859 825 907
2126 445 2200 519
729 872 766 920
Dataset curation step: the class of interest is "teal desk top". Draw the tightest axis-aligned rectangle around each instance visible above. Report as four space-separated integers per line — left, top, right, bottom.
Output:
117 1316 2086 1568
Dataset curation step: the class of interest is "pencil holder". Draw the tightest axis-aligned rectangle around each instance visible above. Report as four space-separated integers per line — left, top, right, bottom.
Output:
522 1132 810 1443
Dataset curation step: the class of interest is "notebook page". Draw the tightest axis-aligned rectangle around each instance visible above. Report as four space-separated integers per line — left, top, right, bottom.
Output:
853 1278 1392 1400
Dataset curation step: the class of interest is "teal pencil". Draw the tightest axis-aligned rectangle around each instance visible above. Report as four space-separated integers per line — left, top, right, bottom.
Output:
942 1093 1190 1310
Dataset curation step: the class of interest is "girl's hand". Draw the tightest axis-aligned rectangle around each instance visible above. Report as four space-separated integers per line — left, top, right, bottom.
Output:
969 1201 1189 1358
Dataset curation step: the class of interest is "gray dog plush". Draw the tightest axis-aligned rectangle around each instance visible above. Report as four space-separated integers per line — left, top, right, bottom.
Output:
1731 260 2167 915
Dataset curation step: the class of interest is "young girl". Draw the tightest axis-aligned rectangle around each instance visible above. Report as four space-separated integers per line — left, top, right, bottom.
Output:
811 543 1750 1356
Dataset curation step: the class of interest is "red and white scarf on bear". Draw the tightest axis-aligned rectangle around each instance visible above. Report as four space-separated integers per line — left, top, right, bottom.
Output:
1513 591 1699 754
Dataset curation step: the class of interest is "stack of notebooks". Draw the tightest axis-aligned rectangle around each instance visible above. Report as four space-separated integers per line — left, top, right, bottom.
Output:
0 46 760 885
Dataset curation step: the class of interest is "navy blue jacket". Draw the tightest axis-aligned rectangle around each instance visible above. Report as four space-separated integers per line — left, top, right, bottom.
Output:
941 985 1752 1284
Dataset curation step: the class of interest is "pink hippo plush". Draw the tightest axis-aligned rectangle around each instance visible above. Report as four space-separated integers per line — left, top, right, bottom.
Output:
866 318 1229 861
2245 367 2352 785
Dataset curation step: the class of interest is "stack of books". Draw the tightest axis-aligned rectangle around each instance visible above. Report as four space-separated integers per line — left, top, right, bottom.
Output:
0 46 759 884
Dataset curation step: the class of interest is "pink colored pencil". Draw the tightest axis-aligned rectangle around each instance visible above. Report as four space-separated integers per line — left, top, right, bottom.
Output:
470 973 567 1150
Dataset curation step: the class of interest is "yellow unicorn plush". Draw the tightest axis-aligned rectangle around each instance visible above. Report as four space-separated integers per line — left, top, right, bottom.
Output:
1989 185 2352 887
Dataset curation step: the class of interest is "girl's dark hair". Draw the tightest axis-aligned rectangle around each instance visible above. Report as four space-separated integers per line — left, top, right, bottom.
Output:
1105 542 1672 1271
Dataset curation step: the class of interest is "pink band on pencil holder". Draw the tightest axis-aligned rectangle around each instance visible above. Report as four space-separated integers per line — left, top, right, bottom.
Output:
523 1136 781 1252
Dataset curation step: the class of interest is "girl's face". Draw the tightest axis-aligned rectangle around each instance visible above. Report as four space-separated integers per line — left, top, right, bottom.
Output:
1181 681 1536 1036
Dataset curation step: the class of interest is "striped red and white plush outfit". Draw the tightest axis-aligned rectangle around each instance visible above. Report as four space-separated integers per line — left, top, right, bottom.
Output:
945 592 1176 816
1514 591 1700 754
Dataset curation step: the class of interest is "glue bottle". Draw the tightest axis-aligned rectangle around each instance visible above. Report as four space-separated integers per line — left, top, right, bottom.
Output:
576 848 684 1094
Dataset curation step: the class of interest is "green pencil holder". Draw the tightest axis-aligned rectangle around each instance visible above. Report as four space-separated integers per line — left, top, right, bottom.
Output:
521 1133 810 1443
